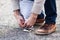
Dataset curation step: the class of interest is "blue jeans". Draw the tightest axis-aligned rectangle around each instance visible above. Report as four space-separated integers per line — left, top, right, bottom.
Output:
20 0 57 24
40 0 57 24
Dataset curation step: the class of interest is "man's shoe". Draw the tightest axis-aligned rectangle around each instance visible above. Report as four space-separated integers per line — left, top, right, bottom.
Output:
34 23 56 35
34 19 45 26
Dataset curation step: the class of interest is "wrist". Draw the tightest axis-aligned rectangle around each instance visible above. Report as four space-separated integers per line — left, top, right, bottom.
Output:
13 9 24 19
14 11 20 19
13 9 20 12
31 13 38 19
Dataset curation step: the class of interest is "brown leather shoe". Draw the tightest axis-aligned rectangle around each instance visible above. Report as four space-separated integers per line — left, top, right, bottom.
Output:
35 23 56 35
34 19 44 26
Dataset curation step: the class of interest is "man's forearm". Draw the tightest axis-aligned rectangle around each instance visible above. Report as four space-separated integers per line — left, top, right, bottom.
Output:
31 0 45 14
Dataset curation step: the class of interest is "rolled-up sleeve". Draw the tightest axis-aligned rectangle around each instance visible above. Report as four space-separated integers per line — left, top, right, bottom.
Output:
12 0 20 10
31 0 45 14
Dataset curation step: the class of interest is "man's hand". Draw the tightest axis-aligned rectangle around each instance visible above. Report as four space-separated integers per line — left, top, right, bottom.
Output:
14 10 25 28
17 16 25 28
25 13 38 28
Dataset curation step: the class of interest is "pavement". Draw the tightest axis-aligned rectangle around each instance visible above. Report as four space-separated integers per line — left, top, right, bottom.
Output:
0 0 60 40
0 24 60 40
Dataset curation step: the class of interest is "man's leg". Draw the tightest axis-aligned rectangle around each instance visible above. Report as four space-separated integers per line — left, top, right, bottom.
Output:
37 0 57 24
45 0 57 24
35 0 57 34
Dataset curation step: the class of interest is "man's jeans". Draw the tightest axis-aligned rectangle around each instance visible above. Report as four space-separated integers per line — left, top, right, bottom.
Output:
20 0 57 24
44 0 57 24
37 0 57 24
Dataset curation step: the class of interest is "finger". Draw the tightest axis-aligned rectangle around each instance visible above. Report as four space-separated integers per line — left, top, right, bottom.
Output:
19 23 25 28
25 23 31 28
19 20 25 28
